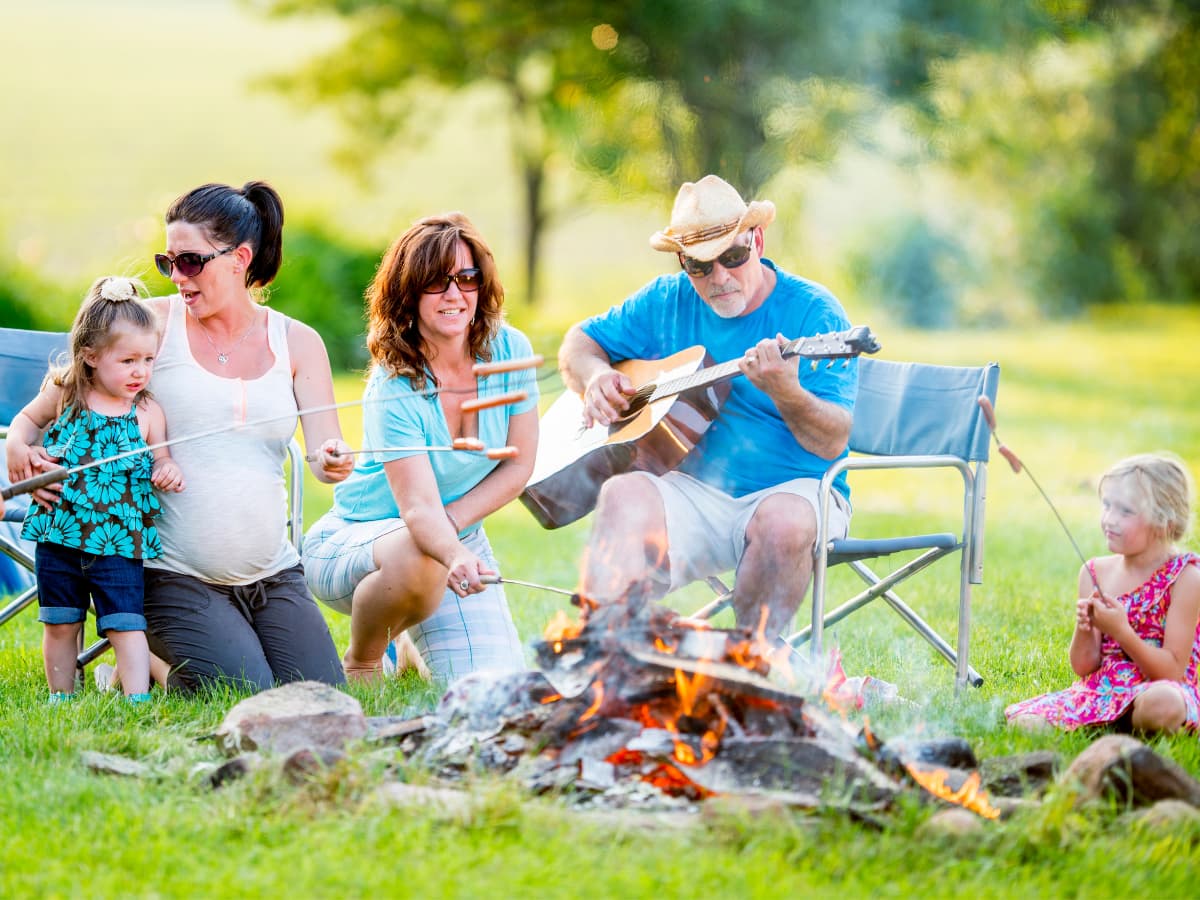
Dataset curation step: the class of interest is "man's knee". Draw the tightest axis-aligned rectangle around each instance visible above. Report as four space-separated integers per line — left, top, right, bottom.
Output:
746 493 817 553
594 474 664 529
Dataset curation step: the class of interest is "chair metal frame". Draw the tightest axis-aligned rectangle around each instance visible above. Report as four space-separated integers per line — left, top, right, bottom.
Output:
802 357 999 688
695 357 999 689
0 327 307 678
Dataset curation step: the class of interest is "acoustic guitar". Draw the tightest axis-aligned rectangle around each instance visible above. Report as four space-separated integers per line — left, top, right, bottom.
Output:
519 325 881 529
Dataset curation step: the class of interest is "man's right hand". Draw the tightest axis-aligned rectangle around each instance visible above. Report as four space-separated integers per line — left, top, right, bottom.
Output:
582 370 636 428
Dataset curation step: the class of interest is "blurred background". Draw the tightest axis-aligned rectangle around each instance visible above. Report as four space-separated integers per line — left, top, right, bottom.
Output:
2 0 1197 364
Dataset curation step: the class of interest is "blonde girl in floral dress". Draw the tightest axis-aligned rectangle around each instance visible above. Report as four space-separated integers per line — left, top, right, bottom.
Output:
1006 453 1199 734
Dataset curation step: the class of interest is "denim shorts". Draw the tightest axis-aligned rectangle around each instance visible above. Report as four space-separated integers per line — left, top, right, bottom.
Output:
35 541 146 635
302 512 525 681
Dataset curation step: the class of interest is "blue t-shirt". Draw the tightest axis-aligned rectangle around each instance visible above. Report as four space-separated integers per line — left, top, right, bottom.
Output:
330 324 539 528
581 260 856 499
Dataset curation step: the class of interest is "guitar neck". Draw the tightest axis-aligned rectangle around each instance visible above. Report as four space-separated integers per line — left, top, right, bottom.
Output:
648 338 812 403
650 358 742 402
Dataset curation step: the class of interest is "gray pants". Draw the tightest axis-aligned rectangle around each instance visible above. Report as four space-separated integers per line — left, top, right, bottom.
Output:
144 564 345 693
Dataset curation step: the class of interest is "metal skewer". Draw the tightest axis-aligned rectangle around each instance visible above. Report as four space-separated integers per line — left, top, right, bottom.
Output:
479 575 577 598
977 396 1107 601
1 367 544 502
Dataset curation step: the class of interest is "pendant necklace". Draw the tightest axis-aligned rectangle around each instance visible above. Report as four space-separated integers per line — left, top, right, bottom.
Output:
196 310 259 365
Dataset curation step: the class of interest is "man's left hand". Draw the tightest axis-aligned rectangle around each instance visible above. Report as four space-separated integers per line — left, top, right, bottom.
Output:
738 334 798 396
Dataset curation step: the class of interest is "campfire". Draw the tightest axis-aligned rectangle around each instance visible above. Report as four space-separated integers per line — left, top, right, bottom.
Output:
394 590 1003 818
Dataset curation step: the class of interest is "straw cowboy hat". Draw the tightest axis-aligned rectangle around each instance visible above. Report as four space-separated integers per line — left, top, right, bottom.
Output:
649 175 776 261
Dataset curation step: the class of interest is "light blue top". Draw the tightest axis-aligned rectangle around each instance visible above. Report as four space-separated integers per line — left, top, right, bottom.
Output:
582 260 857 499
330 324 539 528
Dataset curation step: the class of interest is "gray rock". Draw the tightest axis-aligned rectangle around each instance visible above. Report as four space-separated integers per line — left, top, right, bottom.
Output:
916 807 988 838
213 681 367 757
1061 734 1200 808
80 751 155 778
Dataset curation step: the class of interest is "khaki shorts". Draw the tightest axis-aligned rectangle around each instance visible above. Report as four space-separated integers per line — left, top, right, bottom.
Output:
642 471 852 594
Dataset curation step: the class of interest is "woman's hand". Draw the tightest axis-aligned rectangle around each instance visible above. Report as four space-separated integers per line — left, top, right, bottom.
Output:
315 438 354 483
6 440 53 485
445 545 496 598
18 449 65 511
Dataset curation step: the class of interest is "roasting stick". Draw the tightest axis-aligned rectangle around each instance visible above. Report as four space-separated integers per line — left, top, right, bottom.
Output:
303 437 521 463
1 362 544 502
977 396 1108 601
478 575 577 598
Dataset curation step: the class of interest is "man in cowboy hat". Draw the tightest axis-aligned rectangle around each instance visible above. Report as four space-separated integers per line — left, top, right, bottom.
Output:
558 174 857 639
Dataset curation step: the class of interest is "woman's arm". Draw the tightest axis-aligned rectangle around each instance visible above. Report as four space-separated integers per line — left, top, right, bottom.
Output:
1096 563 1200 682
382 407 538 593
287 318 353 484
444 408 538 532
1068 565 1103 677
6 385 65 509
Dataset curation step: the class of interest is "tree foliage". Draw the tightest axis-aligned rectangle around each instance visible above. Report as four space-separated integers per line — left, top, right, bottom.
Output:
250 0 1197 314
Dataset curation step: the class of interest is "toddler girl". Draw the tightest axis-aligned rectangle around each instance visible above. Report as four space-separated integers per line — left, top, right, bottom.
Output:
5 276 184 703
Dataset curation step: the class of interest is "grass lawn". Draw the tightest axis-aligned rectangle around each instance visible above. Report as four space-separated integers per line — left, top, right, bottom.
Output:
2 306 1199 897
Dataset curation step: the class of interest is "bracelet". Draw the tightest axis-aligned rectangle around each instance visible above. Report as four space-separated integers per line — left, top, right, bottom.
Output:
446 510 461 535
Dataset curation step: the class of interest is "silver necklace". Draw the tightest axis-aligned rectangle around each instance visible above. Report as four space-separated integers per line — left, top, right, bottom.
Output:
196 310 260 365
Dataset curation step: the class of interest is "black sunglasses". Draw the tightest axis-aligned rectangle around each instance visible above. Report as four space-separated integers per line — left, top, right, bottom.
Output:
425 268 482 294
154 246 235 279
677 241 754 277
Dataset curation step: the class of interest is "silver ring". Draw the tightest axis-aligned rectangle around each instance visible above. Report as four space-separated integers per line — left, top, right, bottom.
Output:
459 580 470 591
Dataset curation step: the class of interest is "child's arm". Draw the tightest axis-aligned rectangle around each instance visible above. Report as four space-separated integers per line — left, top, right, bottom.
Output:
5 386 65 508
138 398 184 493
1093 563 1200 681
1068 564 1102 677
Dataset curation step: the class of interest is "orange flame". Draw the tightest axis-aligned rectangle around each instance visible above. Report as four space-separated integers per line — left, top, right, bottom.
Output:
544 608 584 654
906 765 1001 820
579 682 605 722
674 669 710 716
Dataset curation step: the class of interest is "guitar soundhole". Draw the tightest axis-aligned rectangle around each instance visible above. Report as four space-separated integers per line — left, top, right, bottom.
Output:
610 387 653 427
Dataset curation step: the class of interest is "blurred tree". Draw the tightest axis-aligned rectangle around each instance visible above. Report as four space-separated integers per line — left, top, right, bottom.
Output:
250 0 613 305
925 0 1200 310
250 0 1051 306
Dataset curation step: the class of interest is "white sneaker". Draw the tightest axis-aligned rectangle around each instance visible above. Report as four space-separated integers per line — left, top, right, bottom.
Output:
93 662 117 693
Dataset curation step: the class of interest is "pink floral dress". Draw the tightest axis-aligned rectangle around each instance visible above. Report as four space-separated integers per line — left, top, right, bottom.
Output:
1005 553 1200 732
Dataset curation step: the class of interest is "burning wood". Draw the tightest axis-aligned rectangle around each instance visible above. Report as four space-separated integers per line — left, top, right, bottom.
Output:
383 592 1004 819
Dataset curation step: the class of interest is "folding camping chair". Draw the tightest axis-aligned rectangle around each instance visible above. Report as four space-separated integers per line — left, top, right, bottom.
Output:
699 358 999 689
0 326 307 679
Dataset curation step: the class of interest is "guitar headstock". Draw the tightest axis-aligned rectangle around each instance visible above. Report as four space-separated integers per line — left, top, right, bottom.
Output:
784 325 882 361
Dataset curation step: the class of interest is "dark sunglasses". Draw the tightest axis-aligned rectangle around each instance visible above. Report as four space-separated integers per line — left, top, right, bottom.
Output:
677 241 754 277
425 267 482 294
154 246 235 278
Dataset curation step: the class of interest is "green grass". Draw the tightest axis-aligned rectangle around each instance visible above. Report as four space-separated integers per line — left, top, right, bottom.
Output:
3 308 1200 897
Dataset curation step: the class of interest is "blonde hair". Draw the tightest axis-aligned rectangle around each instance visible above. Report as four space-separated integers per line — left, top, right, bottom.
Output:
48 276 160 419
1099 452 1195 543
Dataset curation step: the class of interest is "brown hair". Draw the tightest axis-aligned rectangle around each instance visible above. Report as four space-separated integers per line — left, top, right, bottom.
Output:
49 276 159 418
1099 453 1195 544
365 212 504 389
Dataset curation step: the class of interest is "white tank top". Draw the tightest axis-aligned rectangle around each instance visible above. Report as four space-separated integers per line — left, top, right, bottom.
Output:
147 295 299 584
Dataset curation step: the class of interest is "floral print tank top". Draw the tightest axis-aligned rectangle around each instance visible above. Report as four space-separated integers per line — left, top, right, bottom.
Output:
20 405 162 560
